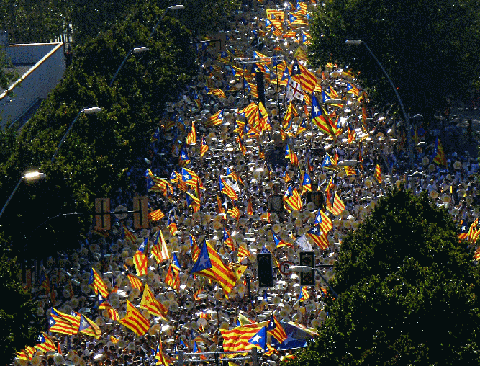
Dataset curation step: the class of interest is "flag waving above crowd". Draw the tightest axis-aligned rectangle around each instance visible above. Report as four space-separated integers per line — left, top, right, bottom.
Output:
13 0 480 365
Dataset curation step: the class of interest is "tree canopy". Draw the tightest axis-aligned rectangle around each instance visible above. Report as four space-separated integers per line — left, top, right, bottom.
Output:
0 0 241 45
0 0 241 259
308 0 480 119
287 189 480 365
0 249 42 361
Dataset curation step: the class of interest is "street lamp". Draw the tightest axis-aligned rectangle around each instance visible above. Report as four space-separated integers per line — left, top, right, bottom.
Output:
0 170 46 220
109 47 151 87
0 106 101 220
51 106 102 162
109 5 184 87
345 39 414 168
149 5 185 38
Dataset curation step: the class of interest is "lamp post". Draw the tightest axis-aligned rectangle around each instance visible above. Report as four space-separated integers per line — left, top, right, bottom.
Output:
0 106 101 221
0 170 46 220
109 5 184 87
345 39 414 168
149 5 185 38
109 47 150 87
51 106 102 162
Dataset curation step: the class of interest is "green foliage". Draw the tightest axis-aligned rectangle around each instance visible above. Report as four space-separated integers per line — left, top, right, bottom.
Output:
0 0 241 258
178 0 241 37
0 1 198 257
0 0 66 43
0 0 241 46
309 0 480 116
0 249 42 361
288 190 480 365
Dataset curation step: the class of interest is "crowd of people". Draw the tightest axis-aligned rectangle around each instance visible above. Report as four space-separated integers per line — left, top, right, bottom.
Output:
14 0 480 365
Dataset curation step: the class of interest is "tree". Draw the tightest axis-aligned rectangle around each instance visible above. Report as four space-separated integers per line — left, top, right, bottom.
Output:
309 0 480 120
178 0 241 37
0 0 241 259
0 248 42 361
288 189 480 365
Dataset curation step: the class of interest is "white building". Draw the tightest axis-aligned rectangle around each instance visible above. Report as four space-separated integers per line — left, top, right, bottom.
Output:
0 40 66 129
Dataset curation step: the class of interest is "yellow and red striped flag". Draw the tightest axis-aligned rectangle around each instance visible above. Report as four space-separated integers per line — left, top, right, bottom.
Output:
228 206 241 220
79 313 101 339
186 121 197 145
49 308 80 335
134 240 149 276
194 287 204 300
247 197 254 216
127 273 143 291
99 297 119 321
217 195 225 214
190 235 201 262
154 339 173 366
35 332 56 353
123 226 136 243
329 193 345 216
140 283 168 319
200 136 209 157
223 228 236 251
209 110 224 126
152 230 170 263
374 164 382 183
165 254 181 290
208 89 226 99
89 268 110 299
291 61 317 94
238 138 247 156
15 349 30 361
299 286 310 301
220 322 267 352
267 315 287 343
149 209 165 221
165 262 180 290
466 218 478 242
119 300 150 336
266 9 285 21
284 187 303 211
475 247 480 261
237 245 251 261
191 240 238 294
260 212 271 222
306 225 329 250
285 145 299 166
219 177 238 201
344 166 356 176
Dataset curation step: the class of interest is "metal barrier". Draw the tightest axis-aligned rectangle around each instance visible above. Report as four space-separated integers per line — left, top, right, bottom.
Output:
177 348 259 366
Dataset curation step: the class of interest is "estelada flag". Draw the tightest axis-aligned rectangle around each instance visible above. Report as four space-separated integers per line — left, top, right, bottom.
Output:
119 300 150 336
191 240 237 294
134 239 148 276
220 322 267 352
35 332 56 353
200 136 209 157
